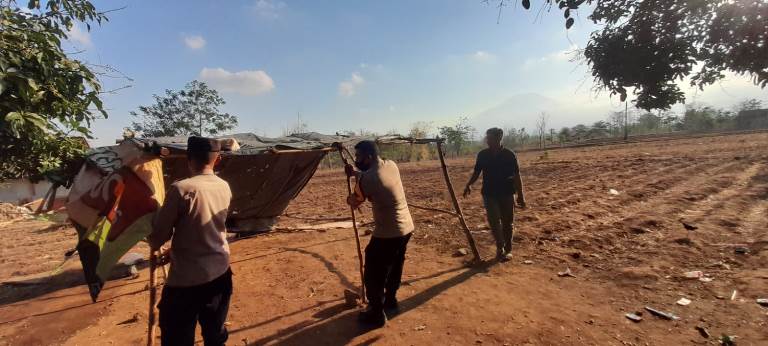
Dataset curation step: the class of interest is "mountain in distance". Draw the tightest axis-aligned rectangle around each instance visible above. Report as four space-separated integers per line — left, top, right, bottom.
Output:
472 93 561 132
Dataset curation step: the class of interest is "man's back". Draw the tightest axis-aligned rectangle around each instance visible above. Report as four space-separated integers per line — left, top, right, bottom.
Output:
359 159 414 238
153 173 232 287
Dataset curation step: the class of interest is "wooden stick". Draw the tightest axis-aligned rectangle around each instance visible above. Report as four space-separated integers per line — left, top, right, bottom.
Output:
407 203 458 217
436 142 481 262
147 251 158 346
336 146 366 303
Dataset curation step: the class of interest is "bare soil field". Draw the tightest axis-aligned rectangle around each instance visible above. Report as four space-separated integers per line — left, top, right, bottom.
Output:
0 132 766 345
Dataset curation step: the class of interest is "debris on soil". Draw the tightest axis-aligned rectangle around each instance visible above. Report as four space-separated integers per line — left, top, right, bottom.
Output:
730 290 738 301
673 237 696 246
721 335 736 346
695 326 710 339
681 221 698 231
570 252 581 259
699 277 713 283
734 247 749 255
625 313 643 323
0 202 33 223
557 267 576 278
756 298 768 307
676 298 692 306
629 226 649 234
608 189 620 196
454 248 469 257
117 313 141 325
414 325 426 331
683 270 704 279
644 306 680 320
523 260 533 265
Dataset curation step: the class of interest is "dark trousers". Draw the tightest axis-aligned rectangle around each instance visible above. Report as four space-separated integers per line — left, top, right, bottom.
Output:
483 194 515 255
364 233 412 310
159 268 233 346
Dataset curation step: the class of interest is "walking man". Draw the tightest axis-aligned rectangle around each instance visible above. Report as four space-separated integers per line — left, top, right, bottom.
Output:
149 136 233 346
346 140 414 327
463 128 526 261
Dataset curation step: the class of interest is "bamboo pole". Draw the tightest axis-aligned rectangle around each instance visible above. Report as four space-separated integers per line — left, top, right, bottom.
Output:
335 146 366 303
436 141 481 262
147 251 158 346
407 203 458 217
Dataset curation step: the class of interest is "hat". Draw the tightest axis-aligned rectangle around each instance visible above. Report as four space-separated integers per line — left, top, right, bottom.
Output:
187 136 221 153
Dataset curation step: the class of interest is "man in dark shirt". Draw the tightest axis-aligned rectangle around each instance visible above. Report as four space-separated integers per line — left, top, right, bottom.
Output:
463 128 526 261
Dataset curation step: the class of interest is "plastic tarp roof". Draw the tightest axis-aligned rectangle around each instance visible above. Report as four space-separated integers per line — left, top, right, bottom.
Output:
140 132 438 155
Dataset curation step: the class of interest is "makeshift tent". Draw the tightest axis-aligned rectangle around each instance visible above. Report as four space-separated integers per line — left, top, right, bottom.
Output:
139 132 423 232
65 132 480 302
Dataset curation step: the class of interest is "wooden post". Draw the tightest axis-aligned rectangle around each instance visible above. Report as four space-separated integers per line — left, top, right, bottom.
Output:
335 146 366 303
147 251 158 346
436 141 481 262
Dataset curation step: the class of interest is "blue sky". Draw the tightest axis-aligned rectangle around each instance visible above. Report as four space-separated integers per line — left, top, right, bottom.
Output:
62 0 766 146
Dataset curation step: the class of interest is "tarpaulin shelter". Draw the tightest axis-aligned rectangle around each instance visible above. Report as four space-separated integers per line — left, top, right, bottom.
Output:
140 132 423 232
65 132 481 303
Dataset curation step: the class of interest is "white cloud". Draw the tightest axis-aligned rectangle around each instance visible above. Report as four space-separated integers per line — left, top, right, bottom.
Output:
67 24 92 47
338 72 365 97
183 35 206 50
472 51 497 63
253 0 286 19
522 44 579 70
199 67 275 95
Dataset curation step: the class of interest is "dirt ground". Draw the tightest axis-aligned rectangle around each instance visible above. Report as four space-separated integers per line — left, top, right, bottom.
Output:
0 132 767 345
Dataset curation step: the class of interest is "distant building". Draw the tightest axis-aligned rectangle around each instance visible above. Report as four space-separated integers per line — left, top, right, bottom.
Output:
735 109 768 130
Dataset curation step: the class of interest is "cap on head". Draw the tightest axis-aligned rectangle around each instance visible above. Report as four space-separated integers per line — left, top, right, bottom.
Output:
187 136 221 166
187 136 221 153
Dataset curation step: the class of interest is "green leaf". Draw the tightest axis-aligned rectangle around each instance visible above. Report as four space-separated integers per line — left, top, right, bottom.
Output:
565 17 574 29
522 0 530 10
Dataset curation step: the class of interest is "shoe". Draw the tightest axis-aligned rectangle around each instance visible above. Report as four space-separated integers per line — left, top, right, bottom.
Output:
496 250 509 262
358 307 387 327
383 298 400 316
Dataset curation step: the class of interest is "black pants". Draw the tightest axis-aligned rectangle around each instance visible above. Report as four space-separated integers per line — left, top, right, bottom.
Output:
483 194 515 255
159 268 232 346
364 233 412 311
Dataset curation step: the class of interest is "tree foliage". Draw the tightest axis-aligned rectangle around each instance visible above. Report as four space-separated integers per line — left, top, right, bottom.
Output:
131 80 238 137
438 117 475 156
1 0 109 182
502 0 768 110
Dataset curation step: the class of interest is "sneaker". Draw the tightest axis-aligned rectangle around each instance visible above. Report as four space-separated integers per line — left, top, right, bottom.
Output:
358 307 387 327
496 250 509 262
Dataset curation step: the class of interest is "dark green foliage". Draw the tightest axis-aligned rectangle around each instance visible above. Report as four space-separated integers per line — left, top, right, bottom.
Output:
131 80 238 137
1 0 109 181
504 0 768 110
438 117 476 156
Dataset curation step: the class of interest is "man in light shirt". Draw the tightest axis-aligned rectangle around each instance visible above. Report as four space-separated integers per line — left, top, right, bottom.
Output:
346 140 414 327
150 136 233 346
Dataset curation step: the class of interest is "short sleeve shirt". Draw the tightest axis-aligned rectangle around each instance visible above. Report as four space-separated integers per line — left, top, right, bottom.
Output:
151 174 232 287
359 159 414 238
474 148 521 197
